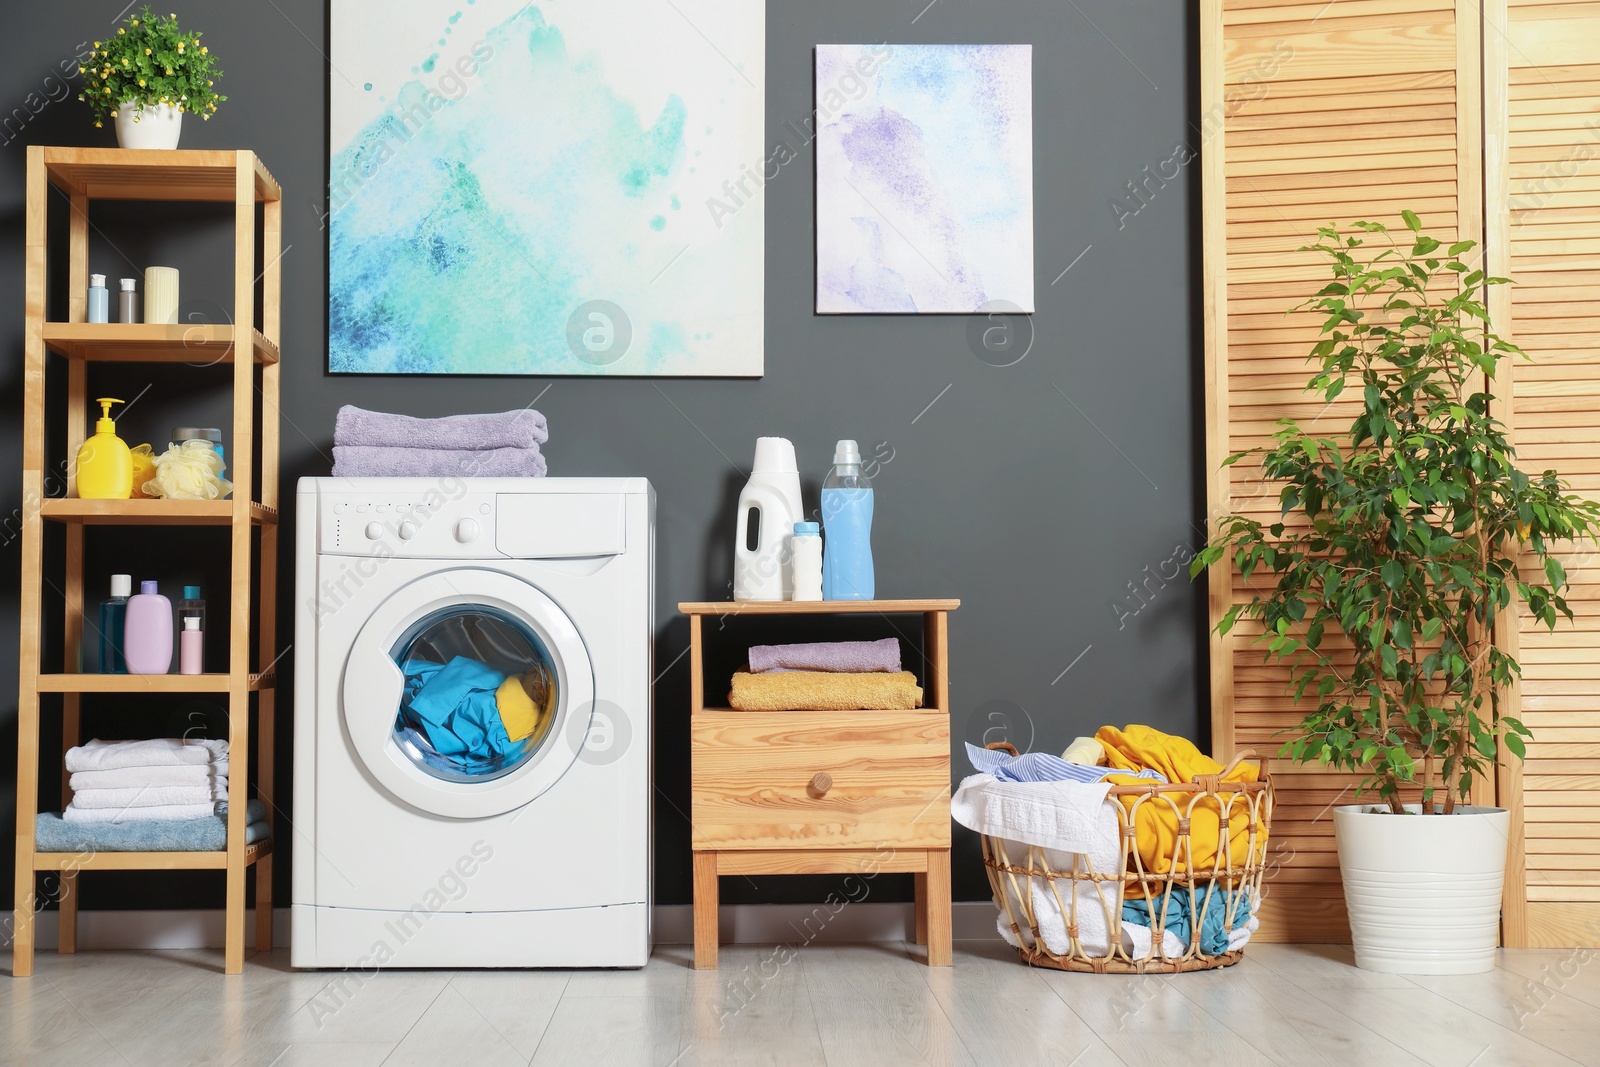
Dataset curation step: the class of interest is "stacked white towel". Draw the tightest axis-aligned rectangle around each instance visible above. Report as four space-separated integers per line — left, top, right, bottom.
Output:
63 738 230 823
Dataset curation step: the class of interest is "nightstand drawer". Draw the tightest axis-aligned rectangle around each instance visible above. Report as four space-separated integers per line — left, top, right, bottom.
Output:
691 711 951 850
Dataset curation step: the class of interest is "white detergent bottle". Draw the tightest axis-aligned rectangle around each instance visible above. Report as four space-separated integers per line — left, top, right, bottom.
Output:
733 437 804 600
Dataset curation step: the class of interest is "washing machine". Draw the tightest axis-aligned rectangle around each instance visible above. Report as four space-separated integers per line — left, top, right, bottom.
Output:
291 477 654 968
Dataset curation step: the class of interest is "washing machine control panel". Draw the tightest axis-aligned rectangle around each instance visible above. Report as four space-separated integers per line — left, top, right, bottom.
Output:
322 491 502 558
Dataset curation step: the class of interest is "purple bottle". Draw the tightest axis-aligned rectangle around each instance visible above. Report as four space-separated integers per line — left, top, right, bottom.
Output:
124 580 173 675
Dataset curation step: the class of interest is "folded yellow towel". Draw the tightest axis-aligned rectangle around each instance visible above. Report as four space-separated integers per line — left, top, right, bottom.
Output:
727 669 923 711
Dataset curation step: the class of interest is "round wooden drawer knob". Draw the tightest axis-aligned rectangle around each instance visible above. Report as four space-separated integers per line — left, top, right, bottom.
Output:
809 772 833 798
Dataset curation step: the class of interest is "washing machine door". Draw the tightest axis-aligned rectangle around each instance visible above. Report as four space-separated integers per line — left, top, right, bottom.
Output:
341 568 595 818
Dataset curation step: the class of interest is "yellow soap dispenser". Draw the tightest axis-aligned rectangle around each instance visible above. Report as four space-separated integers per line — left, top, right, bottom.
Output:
76 397 133 499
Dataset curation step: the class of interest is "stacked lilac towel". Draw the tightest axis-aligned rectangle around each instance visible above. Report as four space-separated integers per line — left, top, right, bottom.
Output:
331 405 549 478
747 638 903 674
729 638 921 712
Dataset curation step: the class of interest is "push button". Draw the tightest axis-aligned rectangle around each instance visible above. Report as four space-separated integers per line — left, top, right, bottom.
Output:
364 521 383 540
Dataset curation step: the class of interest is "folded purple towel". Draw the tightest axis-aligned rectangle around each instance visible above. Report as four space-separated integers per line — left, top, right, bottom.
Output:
331 445 547 478
335 405 549 450
748 638 901 674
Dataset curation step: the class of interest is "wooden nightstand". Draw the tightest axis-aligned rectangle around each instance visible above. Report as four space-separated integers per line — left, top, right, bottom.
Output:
679 599 957 969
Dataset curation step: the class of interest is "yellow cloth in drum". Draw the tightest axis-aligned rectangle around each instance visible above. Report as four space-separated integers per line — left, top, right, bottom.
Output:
494 675 541 742
728 669 923 711
1095 724 1264 885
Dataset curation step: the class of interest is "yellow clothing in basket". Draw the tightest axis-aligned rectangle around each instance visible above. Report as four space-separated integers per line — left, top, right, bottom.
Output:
728 669 923 712
1096 724 1265 883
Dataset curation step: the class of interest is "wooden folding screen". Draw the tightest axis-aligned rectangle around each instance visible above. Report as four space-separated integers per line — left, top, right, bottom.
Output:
1487 0 1600 949
1201 0 1482 942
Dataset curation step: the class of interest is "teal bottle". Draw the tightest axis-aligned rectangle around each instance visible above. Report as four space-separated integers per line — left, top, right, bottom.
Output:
98 574 131 673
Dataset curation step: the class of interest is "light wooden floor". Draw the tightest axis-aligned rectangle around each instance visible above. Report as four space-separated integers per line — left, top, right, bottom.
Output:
3 940 1598 1065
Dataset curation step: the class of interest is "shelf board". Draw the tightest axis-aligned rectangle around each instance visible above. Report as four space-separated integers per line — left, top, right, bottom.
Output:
36 672 276 693
40 499 277 525
34 837 272 871
42 147 281 203
678 599 959 616
43 323 278 365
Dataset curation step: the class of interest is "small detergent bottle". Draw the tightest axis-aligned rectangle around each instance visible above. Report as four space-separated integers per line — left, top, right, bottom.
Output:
123 581 173 675
117 277 138 324
76 398 133 499
822 439 875 600
179 616 203 675
97 573 132 674
791 522 823 601
178 585 205 671
87 274 109 324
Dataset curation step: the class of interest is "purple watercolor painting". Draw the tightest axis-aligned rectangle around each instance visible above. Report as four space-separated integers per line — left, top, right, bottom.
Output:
815 44 1034 315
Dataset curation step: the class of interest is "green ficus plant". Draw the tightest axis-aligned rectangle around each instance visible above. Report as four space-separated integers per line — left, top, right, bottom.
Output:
1191 213 1600 814
78 6 224 128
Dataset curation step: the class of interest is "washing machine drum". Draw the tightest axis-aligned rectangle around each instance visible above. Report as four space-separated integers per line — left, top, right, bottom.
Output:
342 568 595 818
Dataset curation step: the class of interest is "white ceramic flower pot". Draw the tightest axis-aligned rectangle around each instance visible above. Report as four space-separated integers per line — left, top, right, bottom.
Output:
114 101 182 150
1334 804 1510 974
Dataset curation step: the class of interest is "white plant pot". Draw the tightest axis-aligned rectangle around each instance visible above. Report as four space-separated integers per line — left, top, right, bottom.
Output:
114 101 182 150
1334 804 1510 975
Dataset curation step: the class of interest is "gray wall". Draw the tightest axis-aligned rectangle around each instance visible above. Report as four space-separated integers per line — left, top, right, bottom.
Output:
0 0 1204 913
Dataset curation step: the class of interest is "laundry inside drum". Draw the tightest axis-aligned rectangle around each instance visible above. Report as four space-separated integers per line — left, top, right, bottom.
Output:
388 606 559 782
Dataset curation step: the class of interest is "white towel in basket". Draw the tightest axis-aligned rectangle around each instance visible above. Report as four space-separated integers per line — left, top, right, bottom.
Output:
956 773 1202 960
952 772 1111 854
988 804 1186 958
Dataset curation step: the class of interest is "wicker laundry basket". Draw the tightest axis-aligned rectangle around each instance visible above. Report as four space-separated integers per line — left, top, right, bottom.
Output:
979 743 1274 974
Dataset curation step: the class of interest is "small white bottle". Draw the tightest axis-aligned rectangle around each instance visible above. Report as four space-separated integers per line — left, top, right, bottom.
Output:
791 521 823 601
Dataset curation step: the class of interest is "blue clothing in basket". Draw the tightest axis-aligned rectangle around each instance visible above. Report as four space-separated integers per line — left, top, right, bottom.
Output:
965 742 1167 785
1122 886 1252 955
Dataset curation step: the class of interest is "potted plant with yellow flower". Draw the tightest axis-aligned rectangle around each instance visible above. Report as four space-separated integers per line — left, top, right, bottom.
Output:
78 6 224 149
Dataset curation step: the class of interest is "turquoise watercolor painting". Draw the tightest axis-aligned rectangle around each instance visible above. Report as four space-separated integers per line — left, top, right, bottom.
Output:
815 44 1034 315
328 0 765 375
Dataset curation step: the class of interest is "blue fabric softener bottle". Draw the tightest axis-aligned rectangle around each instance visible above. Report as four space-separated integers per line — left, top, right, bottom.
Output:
822 439 875 600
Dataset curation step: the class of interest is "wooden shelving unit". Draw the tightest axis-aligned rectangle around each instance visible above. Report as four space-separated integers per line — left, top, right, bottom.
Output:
680 599 958 970
14 147 283 977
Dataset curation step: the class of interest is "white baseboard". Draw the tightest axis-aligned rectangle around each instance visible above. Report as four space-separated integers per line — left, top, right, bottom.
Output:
2 902 1003 952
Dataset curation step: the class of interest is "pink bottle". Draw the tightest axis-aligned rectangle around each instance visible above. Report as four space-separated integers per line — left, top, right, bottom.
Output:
124 580 173 675
179 616 203 675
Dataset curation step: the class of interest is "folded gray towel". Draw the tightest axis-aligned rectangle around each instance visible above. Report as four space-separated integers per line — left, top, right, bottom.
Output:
335 405 549 450
332 444 547 478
